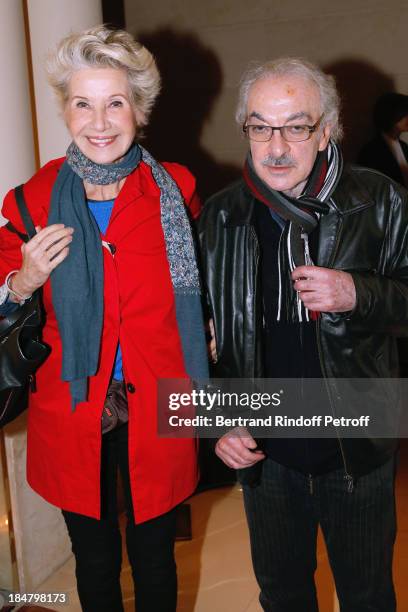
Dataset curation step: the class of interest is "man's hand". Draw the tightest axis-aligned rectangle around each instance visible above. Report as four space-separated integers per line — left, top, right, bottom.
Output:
292 265 356 313
215 427 265 469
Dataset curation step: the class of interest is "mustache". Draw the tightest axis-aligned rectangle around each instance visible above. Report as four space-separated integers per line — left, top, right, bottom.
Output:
261 154 296 167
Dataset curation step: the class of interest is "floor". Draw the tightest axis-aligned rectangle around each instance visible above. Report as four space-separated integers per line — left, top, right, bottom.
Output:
32 441 408 611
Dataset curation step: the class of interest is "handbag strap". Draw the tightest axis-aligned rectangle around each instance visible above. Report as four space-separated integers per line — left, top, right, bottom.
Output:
14 184 36 239
0 297 40 335
4 184 36 243
0 184 43 336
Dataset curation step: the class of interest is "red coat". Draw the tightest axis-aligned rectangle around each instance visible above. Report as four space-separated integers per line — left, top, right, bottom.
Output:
0 158 201 523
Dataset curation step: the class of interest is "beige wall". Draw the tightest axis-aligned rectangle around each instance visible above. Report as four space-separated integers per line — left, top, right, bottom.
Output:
0 0 103 592
27 0 103 164
0 0 36 208
0 434 16 591
0 0 37 587
125 0 408 182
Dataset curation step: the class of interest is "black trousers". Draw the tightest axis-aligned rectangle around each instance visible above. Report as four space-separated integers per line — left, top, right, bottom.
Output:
62 424 177 612
243 457 397 612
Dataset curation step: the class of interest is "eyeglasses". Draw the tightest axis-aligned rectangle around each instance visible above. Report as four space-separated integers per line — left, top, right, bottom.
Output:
243 115 324 143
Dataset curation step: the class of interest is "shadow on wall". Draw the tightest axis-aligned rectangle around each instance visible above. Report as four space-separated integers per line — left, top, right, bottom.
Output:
135 27 238 489
323 58 395 162
137 27 241 202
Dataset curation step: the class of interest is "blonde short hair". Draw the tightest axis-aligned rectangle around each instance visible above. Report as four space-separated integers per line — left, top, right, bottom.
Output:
236 57 343 142
47 25 160 127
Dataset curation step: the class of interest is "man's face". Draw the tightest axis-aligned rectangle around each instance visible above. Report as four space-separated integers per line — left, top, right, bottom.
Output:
246 74 331 197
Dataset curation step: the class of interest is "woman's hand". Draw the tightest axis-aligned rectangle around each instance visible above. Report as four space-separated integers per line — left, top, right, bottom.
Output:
208 318 217 363
9 224 74 300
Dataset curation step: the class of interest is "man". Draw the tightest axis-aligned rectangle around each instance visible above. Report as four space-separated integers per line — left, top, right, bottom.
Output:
198 58 408 611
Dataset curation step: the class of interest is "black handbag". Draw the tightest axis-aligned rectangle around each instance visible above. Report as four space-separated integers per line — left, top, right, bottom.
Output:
0 185 51 427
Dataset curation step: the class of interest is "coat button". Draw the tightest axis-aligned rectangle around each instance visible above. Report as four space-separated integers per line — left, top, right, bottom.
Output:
126 383 136 393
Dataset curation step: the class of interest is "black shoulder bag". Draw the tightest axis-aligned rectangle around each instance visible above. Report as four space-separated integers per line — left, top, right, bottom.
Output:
0 185 51 427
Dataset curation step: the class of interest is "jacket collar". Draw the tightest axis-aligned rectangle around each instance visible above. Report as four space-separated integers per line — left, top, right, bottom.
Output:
224 164 375 227
108 161 157 224
327 164 376 216
223 180 255 227
104 161 160 242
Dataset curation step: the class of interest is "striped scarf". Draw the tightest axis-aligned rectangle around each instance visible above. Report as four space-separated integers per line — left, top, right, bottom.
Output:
243 141 343 322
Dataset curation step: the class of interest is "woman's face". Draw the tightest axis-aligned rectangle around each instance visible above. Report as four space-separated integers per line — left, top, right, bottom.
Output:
64 67 140 164
395 114 408 135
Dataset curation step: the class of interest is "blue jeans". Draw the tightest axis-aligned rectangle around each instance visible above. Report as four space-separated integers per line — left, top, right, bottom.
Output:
243 457 397 612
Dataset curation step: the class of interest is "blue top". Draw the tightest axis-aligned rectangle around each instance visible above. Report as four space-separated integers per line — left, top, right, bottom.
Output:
88 199 123 381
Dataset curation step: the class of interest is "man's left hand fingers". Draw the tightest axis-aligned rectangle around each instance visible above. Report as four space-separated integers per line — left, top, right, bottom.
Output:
294 278 316 291
291 265 327 281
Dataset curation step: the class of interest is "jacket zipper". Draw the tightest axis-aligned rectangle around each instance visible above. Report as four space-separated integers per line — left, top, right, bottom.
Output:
317 321 354 492
0 390 15 422
315 211 354 493
250 226 260 376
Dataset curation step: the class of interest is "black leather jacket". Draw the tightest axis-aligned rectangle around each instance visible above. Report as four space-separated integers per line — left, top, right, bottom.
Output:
198 165 408 480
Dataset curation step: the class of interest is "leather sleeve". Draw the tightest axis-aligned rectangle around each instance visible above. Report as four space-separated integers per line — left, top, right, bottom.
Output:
346 182 408 335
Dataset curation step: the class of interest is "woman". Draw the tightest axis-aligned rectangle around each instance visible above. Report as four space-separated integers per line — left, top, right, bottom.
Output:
358 92 408 377
0 26 208 612
358 92 408 186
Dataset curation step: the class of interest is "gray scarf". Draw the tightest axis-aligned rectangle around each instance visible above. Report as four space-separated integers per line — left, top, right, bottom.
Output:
48 143 207 408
